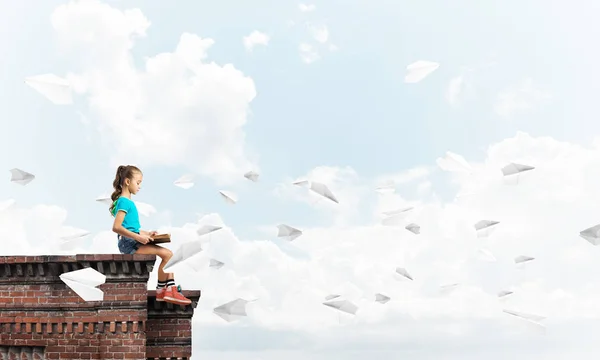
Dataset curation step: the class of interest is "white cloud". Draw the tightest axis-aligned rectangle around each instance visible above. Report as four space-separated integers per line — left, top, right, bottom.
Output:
243 30 270 51
273 166 368 226
299 43 320 64
444 61 500 108
298 3 316 12
6 132 600 357
51 0 257 184
375 166 433 187
494 78 552 118
187 132 600 335
446 75 464 107
307 24 329 44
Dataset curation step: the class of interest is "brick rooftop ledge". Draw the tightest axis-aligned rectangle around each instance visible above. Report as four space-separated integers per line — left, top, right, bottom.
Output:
0 254 157 286
0 254 158 264
0 254 200 360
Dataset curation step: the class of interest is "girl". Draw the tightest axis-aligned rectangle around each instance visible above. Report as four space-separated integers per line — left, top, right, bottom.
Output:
110 165 191 306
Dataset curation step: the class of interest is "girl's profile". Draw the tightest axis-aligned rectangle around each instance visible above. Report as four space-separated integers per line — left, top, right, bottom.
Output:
110 164 191 305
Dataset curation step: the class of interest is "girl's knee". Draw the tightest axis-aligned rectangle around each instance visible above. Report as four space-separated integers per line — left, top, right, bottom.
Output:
159 248 173 260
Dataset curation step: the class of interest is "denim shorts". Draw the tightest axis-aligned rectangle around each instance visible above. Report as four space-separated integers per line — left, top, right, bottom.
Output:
117 235 141 255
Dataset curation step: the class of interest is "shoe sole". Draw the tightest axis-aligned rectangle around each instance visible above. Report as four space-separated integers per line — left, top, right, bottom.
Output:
163 296 191 305
156 298 165 302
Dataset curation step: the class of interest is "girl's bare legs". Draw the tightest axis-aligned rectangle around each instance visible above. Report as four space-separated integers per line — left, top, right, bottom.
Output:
135 244 174 281
134 244 190 304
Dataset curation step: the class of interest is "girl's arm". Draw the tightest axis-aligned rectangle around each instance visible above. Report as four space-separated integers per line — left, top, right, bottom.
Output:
112 211 143 241
139 230 157 236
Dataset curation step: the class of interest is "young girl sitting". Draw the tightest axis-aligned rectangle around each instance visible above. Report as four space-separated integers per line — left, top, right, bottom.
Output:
110 164 191 306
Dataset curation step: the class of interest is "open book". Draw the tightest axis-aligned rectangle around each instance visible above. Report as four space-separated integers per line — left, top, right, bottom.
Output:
151 233 171 244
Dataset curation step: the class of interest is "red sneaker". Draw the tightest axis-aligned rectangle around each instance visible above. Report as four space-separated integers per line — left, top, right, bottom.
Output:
163 286 192 305
156 287 166 302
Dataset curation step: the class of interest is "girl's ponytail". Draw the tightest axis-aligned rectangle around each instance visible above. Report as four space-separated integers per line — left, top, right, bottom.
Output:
108 165 126 215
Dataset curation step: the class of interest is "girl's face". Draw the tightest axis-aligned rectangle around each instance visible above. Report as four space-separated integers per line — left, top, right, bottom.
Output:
126 172 143 195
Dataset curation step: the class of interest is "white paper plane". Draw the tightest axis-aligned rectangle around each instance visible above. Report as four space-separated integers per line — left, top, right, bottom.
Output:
58 227 91 242
405 223 420 234
395 267 414 281
375 293 391 304
503 309 547 334
292 178 309 187
498 290 514 298
514 255 535 264
323 299 358 315
580 224 600 245
163 239 204 271
213 298 254 322
477 248 497 262
174 175 194 189
24 73 73 105
474 220 500 238
277 224 303 241
381 207 413 227
382 207 414 217
440 283 459 295
219 190 238 204
375 180 395 194
197 224 223 237
309 181 339 203
244 171 259 182
9 168 35 186
501 163 535 176
209 258 225 269
436 151 472 173
503 309 546 322
405 60 440 83
60 267 106 302
95 193 112 206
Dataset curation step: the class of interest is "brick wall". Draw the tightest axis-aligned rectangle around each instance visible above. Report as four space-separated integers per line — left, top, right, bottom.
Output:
0 255 200 360
146 290 199 360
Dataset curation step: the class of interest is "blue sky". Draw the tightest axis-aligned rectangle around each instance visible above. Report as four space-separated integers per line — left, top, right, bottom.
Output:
0 0 593 240
2 1 600 358
0 0 578 236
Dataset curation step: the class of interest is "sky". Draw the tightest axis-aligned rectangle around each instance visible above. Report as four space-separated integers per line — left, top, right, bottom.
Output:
2 0 600 358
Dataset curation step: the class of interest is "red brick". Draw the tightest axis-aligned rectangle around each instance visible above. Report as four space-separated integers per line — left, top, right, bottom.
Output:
1 255 198 359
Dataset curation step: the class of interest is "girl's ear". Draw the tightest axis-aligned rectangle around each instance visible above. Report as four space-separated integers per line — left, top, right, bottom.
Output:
124 178 130 186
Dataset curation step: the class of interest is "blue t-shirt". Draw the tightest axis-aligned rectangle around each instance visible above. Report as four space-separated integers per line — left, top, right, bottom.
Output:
112 197 141 234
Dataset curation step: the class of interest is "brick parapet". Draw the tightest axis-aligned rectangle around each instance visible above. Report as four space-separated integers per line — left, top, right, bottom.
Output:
145 290 200 359
0 255 156 284
0 254 200 359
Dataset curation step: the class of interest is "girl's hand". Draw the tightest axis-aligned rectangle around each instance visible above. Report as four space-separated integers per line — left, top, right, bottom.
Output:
136 234 153 244
149 230 158 237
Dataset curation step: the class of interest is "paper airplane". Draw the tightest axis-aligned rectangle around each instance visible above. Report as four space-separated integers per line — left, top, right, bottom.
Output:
60 267 106 302
174 175 194 189
25 73 73 105
277 224 303 241
405 60 440 83
375 293 391 304
244 171 259 182
10 168 35 186
219 190 238 204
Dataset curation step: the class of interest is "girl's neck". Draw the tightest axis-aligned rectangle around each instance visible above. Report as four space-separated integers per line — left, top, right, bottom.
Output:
120 190 132 199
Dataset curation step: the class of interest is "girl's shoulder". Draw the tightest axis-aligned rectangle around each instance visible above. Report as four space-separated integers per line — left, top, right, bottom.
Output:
116 196 134 206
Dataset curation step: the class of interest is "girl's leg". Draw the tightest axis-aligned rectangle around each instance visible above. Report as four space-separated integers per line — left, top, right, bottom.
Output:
133 244 191 305
135 244 173 282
